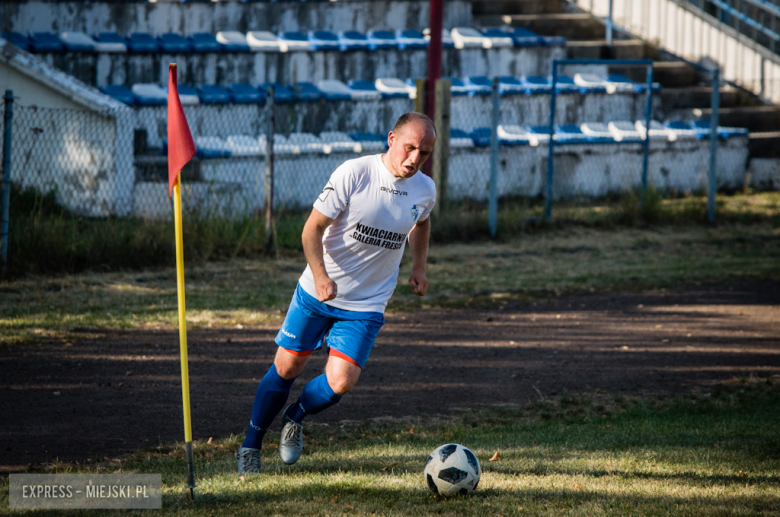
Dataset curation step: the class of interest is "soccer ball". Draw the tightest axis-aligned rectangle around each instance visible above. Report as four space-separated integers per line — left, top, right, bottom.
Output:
423 443 481 497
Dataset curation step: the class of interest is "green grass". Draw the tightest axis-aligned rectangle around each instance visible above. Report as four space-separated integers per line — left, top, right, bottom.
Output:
2 382 778 516
1 221 778 345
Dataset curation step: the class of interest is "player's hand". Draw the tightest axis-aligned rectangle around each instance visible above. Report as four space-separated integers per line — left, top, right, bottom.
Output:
315 276 338 302
408 269 429 297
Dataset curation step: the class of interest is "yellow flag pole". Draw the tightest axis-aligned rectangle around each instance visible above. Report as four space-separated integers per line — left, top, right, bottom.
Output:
173 176 196 498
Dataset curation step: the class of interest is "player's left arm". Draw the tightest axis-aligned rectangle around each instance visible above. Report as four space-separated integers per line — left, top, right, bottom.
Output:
407 216 431 296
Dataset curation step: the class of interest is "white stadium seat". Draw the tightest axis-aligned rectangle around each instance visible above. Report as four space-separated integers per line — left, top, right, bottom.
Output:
246 31 280 52
450 27 491 49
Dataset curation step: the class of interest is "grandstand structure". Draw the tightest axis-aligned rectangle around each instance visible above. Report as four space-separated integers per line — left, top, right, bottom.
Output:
0 0 776 218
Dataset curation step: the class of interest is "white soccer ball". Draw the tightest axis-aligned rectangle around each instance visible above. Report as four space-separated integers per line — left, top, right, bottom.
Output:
423 443 481 497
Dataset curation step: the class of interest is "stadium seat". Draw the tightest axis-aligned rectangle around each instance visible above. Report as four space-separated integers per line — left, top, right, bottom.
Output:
573 73 609 93
316 80 353 101
172 84 200 105
539 33 567 46
2 32 30 51
445 77 470 96
346 80 383 100
158 33 191 53
278 32 310 52
60 32 96 52
195 136 231 158
450 128 475 148
527 125 553 144
396 29 427 50
259 134 298 155
607 121 643 142
635 120 677 141
375 78 415 99
692 119 749 139
292 82 323 102
131 84 167 106
29 32 64 52
496 76 524 95
126 33 158 53
555 75 582 94
228 83 265 104
216 31 249 52
226 135 264 156
338 31 369 51
308 30 339 51
260 82 293 104
247 31 280 52
497 125 536 146
288 133 325 153
523 75 552 94
580 122 617 143
423 28 455 48
481 28 515 49
510 28 544 46
93 32 127 53
451 27 491 49
99 85 135 105
189 33 222 53
555 124 590 143
367 30 398 50
469 127 493 147
349 131 387 151
197 84 231 105
320 132 361 153
464 76 493 96
605 73 641 93
665 120 698 139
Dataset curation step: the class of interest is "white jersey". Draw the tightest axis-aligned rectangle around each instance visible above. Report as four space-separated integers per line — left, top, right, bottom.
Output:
298 154 436 313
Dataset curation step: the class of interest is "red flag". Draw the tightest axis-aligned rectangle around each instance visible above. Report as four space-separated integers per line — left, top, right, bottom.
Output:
167 64 196 197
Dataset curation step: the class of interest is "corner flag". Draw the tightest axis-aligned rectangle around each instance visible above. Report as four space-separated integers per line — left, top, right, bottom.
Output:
167 63 197 499
167 65 196 197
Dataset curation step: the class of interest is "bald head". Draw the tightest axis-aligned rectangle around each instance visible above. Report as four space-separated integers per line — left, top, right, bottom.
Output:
392 112 437 137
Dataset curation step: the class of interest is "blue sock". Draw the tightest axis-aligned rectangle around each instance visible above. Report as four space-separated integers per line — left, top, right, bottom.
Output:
242 364 296 449
284 374 342 423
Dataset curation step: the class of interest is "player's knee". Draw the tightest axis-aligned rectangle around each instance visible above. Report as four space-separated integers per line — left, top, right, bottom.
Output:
274 350 308 379
326 372 356 395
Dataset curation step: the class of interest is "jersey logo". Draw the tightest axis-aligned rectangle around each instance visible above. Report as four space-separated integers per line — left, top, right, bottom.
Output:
318 181 335 202
380 186 408 196
411 204 420 222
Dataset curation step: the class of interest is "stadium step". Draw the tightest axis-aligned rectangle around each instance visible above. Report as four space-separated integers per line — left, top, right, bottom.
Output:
692 106 780 133
658 87 748 111
748 132 780 158
478 14 608 40
565 40 649 60
471 0 567 16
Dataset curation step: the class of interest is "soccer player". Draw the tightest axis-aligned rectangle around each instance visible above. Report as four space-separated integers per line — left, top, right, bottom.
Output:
237 112 437 473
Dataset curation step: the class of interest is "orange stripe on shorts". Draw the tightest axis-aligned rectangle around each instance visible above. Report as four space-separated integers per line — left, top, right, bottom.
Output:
280 348 314 357
328 348 361 368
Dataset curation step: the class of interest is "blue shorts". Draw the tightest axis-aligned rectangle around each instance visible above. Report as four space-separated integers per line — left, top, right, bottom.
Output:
275 284 385 369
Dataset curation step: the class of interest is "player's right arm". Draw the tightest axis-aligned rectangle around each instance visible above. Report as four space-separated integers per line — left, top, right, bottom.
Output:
302 208 337 302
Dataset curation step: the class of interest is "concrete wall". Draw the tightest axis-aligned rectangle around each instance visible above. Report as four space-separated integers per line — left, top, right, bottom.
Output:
131 137 750 218
2 0 472 35
0 60 86 110
36 45 568 88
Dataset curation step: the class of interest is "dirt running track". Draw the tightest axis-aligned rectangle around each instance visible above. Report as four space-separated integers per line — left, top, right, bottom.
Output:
2 282 779 473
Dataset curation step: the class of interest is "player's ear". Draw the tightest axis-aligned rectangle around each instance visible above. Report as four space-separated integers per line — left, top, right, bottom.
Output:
387 130 395 148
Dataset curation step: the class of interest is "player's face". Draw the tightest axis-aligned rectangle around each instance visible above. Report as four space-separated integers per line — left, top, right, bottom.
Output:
385 121 436 179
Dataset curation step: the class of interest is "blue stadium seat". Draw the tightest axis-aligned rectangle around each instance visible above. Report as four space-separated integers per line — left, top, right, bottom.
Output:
29 32 64 52
367 30 398 50
523 75 552 94
338 30 369 51
158 33 191 53
464 76 493 96
278 31 310 52
195 137 231 159
539 33 566 46
424 28 455 48
375 78 414 98
228 83 264 104
692 119 749 139
450 128 475 148
580 122 617 143
316 80 353 101
573 73 608 93
126 33 158 53
292 82 323 102
216 31 250 52
606 73 642 93
470 127 493 147
132 84 167 106
99 85 135 105
2 32 30 51
174 84 200 105
347 80 384 100
93 32 127 53
555 124 590 143
555 75 582 94
396 29 427 50
497 76 524 95
308 30 339 51
189 33 222 53
481 28 515 48
60 32 96 52
197 84 231 105
349 131 387 151
444 77 469 96
511 28 543 46
665 120 698 139
497 125 538 146
260 82 293 104
320 132 361 153
527 125 553 144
